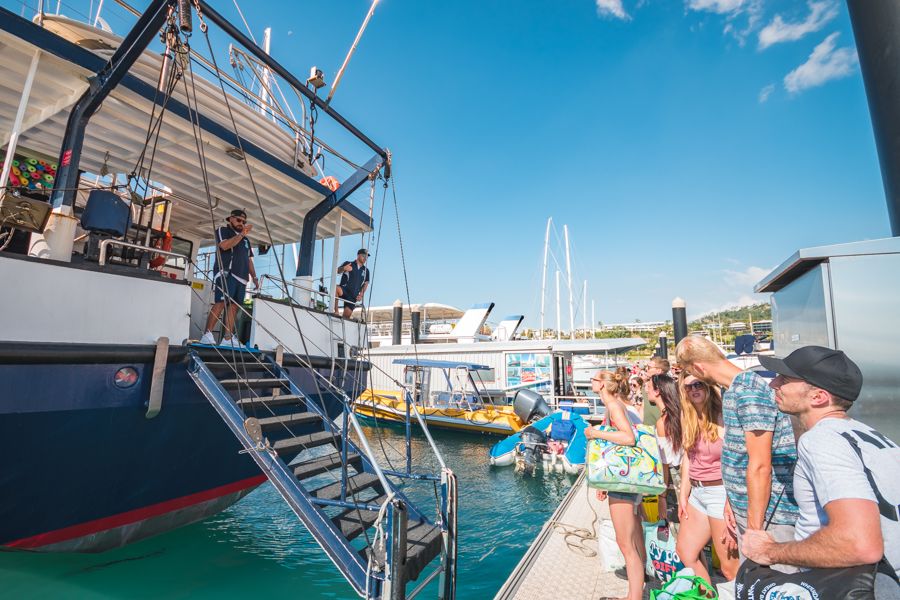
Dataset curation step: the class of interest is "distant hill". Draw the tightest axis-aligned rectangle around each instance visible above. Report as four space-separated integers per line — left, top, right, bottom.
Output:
691 302 771 326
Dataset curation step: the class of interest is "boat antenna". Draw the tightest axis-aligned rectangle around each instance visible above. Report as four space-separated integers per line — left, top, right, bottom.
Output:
327 0 379 104
539 217 551 340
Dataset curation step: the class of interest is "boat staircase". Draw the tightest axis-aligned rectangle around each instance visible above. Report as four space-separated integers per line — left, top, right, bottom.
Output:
187 347 457 599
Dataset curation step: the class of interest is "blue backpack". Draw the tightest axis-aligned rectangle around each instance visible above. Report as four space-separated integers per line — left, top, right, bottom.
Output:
549 419 576 441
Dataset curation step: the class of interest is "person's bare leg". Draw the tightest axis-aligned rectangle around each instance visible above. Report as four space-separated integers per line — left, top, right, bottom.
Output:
709 516 739 581
675 501 713 583
342 306 352 319
224 301 238 338
610 498 645 600
205 302 224 334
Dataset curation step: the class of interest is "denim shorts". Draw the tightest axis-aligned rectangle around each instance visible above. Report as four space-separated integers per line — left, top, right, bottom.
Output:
608 491 642 504
688 484 726 520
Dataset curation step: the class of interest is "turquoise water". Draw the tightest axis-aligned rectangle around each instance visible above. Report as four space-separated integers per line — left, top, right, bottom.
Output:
1 426 574 599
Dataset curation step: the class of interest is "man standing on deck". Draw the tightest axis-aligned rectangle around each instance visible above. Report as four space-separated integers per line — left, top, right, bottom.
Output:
743 346 900 598
199 209 258 347
675 335 799 571
335 249 370 319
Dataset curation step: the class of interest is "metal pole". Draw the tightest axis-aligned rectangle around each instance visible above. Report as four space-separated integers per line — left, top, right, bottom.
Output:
555 270 561 340
846 0 900 236
658 331 668 360
0 49 40 193
392 299 403 346
563 225 575 340
259 27 274 122
672 297 688 346
591 300 596 340
539 217 551 340
327 0 379 104
330 212 343 312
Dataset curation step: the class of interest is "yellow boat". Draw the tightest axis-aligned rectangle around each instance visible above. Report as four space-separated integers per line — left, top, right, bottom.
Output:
355 389 525 435
353 359 527 436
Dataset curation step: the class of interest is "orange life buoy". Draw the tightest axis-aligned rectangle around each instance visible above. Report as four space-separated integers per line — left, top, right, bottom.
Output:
319 176 340 191
150 231 173 269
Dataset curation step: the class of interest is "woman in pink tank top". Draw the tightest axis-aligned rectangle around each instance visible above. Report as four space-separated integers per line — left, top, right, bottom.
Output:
676 374 739 583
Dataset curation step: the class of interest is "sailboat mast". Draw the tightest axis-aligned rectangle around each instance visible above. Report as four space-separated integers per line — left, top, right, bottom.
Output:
539 217 551 340
582 280 587 339
260 27 273 121
591 300 596 339
555 270 561 341
564 225 575 340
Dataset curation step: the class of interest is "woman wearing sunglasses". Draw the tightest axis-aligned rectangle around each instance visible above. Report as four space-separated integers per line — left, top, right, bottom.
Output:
585 371 645 600
675 374 739 583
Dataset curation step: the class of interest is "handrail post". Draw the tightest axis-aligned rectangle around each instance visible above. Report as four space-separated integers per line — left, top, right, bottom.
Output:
438 468 458 600
382 498 408 600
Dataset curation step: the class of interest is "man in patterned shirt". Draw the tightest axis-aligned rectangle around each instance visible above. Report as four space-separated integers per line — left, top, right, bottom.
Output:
676 335 799 571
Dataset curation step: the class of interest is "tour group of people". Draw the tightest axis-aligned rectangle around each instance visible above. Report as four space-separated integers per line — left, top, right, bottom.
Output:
585 339 899 600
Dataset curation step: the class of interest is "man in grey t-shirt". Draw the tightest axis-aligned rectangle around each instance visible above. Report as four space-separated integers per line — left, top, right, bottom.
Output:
743 346 900 598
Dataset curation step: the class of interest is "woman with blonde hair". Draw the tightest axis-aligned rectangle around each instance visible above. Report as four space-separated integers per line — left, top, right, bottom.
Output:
585 371 645 600
676 373 738 583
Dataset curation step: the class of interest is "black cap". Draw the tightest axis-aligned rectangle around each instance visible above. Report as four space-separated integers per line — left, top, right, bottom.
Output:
759 346 863 402
357 248 369 256
229 209 247 219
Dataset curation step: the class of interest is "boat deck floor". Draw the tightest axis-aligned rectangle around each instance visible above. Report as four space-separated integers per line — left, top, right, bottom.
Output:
495 473 663 600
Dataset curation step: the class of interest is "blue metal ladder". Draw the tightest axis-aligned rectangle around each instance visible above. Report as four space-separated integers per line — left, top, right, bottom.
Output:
187 349 454 598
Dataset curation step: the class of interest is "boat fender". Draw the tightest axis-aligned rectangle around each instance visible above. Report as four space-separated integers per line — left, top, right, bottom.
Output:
150 231 173 269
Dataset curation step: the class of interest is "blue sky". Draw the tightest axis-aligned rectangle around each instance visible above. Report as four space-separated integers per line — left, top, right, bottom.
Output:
8 0 891 326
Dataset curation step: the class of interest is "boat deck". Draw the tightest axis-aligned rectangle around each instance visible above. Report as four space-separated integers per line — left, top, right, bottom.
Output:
495 473 631 600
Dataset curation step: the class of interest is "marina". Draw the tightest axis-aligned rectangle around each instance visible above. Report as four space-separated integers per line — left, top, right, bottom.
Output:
2 0 900 598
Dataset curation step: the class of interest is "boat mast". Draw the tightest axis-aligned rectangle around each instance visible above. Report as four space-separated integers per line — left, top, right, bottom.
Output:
591 299 596 339
259 27 276 124
539 217 551 340
555 269 561 341
564 225 575 340
582 280 587 339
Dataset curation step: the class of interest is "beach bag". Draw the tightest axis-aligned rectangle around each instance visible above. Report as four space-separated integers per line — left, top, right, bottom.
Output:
550 419 576 441
599 519 625 571
587 424 665 495
643 521 685 582
735 559 889 600
650 572 717 599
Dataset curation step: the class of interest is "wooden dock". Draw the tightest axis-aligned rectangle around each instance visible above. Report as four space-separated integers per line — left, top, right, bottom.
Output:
495 472 630 600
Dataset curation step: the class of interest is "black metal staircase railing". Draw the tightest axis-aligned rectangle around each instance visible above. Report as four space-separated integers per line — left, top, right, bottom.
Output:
187 348 456 599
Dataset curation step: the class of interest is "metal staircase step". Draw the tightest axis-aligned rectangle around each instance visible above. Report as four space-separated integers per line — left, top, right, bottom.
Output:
236 393 304 408
332 494 386 540
404 520 444 582
312 472 382 501
256 411 320 431
219 377 289 389
364 519 444 583
272 430 337 457
292 452 363 480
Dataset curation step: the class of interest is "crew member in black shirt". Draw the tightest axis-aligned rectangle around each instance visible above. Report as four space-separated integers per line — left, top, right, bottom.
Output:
199 209 258 346
335 248 370 319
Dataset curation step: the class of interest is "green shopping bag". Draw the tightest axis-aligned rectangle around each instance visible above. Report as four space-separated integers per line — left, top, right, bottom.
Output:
649 574 717 599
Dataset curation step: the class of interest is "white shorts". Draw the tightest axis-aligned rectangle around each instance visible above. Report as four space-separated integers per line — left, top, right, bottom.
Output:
688 484 726 520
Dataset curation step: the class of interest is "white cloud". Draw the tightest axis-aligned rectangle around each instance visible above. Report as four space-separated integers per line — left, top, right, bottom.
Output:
596 0 629 20
723 265 772 288
758 1 838 50
687 0 746 15
758 83 775 103
784 32 858 94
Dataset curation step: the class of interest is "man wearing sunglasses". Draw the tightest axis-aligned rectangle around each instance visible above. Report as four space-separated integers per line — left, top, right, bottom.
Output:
199 209 258 346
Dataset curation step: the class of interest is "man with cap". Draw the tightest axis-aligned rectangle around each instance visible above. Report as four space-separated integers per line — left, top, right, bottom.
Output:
199 209 258 346
335 249 370 319
743 346 900 597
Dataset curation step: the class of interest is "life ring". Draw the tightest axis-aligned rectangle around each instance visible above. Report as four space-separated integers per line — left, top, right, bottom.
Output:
150 231 173 269
319 176 340 191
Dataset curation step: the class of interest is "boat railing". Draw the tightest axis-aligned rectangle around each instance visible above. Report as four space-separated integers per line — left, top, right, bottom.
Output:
99 238 191 275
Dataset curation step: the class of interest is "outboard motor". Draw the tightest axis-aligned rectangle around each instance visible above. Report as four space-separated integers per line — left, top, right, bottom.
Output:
515 425 547 476
513 389 551 424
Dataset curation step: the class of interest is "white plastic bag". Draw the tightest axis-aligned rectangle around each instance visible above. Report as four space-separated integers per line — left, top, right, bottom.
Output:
716 579 736 600
599 519 625 571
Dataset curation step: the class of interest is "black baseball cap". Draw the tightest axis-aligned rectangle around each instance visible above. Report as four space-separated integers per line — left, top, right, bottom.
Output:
228 209 247 219
759 346 863 402
357 248 369 256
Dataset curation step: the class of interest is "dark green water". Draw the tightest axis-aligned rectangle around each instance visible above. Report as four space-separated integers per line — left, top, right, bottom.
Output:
1 426 574 599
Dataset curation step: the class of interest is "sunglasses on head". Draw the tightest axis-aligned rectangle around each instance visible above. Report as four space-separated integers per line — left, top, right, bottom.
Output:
684 381 705 391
